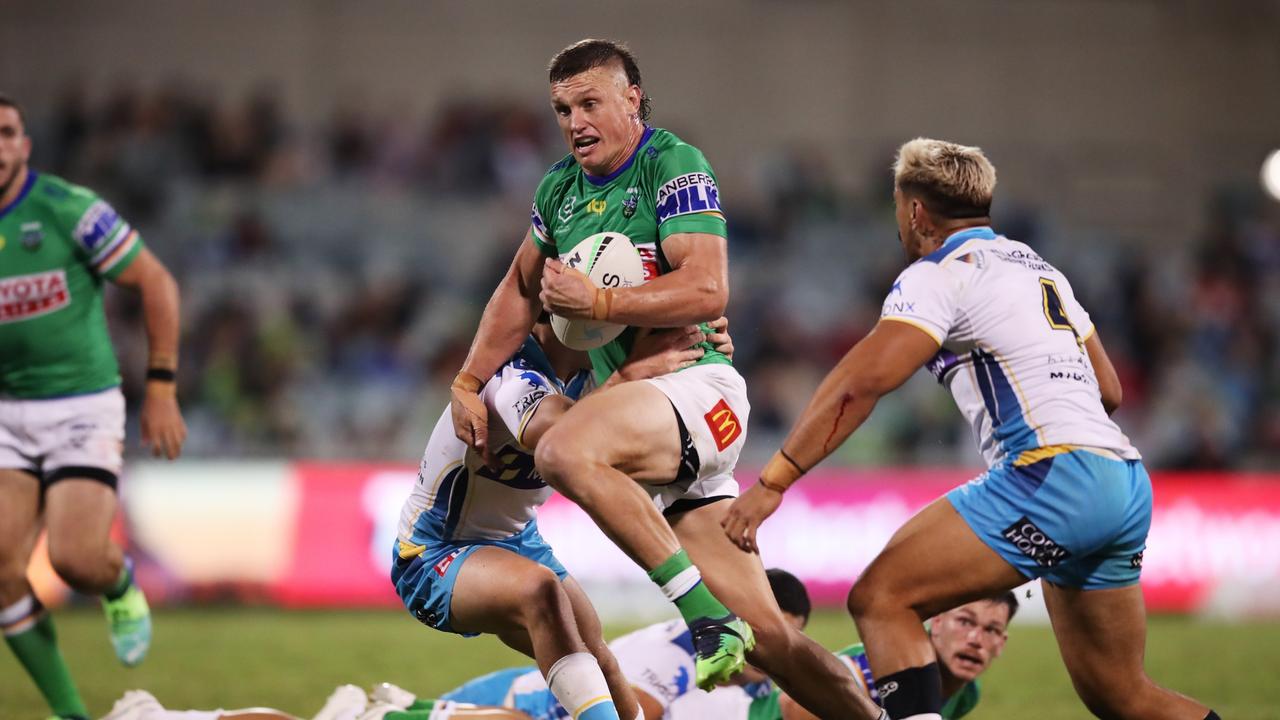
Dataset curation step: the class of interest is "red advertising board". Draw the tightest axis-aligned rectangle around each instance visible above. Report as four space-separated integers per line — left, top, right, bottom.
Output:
98 462 1280 616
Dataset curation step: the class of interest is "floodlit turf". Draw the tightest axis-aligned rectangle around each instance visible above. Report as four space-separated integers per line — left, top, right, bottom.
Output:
2 607 1277 719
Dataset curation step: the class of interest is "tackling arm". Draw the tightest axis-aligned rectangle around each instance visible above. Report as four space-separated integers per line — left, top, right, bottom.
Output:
453 233 547 461
521 319 729 448
111 247 187 459
461 233 548 382
722 319 941 552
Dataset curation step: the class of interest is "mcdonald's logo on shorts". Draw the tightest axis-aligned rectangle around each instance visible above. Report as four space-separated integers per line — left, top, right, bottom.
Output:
703 398 742 452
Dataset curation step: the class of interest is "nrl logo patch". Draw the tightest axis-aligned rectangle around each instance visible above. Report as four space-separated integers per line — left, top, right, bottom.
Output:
20 222 43 250
558 195 577 223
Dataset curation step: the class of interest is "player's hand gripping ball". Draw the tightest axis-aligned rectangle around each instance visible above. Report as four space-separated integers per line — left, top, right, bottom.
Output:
543 232 646 350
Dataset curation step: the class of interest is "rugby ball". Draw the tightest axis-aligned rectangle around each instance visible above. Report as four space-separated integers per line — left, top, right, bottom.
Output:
551 232 646 350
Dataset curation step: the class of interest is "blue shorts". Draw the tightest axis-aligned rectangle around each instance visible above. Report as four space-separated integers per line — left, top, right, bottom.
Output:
947 449 1151 589
390 520 568 636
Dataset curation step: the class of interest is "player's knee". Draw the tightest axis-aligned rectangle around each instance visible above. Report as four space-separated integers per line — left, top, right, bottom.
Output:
533 431 576 487
47 541 111 591
845 578 878 621
517 566 571 626
0 556 30 600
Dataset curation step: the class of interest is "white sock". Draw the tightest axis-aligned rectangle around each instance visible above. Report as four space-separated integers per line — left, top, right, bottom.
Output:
657 566 701 602
546 652 618 720
0 594 40 637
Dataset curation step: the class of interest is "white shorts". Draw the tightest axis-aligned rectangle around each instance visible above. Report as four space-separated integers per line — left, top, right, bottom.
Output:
642 363 749 514
0 388 125 486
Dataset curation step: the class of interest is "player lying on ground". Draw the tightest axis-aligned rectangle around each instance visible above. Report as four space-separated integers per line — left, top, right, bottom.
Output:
99 587 1014 720
101 684 520 720
0 93 186 720
393 313 736 720
429 568 812 720
723 137 1220 720
426 591 1015 720
448 38 882 720
753 594 1016 720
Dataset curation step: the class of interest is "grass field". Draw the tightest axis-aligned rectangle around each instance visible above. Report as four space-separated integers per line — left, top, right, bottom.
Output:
3 608 1277 719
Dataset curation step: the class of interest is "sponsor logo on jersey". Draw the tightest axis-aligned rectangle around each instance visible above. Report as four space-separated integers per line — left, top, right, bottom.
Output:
558 195 578 223
0 270 71 324
587 198 607 216
622 186 639 218
926 349 960 382
990 247 1054 272
1003 516 1071 568
434 548 464 577
20 222 42 250
889 279 903 295
881 300 917 315
635 242 660 281
513 389 549 417
74 199 121 251
0 235 5 252
1130 550 1144 569
656 172 720 224
703 398 742 452
530 204 549 241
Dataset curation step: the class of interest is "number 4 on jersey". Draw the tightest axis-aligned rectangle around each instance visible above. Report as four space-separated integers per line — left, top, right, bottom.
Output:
1039 277 1084 351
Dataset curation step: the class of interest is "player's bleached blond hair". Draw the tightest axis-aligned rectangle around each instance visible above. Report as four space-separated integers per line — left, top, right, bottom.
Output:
893 138 996 218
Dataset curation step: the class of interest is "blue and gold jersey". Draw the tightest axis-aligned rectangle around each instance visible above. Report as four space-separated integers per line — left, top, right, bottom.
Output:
397 336 592 547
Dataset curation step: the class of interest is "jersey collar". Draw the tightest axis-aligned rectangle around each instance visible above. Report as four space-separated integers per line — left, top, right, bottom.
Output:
583 126 655 187
921 225 996 263
0 170 37 222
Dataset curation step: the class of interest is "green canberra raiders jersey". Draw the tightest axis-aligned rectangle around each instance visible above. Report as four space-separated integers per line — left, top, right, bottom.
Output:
0 171 143 398
530 126 731 382
747 642 980 720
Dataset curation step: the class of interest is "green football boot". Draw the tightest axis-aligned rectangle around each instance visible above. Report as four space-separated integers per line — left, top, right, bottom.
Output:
690 614 756 690
102 583 151 667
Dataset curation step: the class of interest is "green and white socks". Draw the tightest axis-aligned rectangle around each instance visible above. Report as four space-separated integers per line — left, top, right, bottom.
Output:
1 593 88 720
648 549 732 624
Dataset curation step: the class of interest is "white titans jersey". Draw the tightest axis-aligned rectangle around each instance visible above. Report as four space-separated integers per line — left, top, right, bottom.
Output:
881 226 1139 467
397 336 593 544
481 619 771 719
614 619 773 717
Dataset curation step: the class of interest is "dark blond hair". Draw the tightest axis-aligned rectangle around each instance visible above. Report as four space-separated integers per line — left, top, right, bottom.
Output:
894 138 996 218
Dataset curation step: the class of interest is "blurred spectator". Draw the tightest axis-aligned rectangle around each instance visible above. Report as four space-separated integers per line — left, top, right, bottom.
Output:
17 83 1276 468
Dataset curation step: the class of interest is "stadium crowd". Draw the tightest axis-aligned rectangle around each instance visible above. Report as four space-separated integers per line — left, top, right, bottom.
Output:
20 84 1278 469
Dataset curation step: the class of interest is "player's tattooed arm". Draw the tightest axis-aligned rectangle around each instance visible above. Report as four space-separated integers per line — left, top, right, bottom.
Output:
723 319 938 552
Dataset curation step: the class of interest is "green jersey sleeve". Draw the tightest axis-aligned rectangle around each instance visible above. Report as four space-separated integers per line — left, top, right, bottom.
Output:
651 143 726 240
530 157 574 257
942 679 980 719
49 183 143 280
